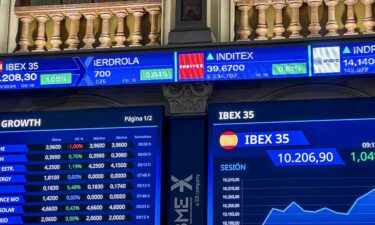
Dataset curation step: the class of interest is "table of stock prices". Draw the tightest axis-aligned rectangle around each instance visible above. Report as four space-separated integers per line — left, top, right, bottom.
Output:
209 99 375 225
0 107 162 225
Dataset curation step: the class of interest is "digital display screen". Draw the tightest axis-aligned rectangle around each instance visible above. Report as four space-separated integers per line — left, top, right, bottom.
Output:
0 107 162 225
0 39 374 90
208 98 375 225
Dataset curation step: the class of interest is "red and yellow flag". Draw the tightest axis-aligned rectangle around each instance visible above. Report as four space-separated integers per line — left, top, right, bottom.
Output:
220 131 238 150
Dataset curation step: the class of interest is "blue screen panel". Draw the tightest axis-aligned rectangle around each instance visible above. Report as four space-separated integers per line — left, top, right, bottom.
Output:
208 98 375 225
0 38 375 90
0 107 162 225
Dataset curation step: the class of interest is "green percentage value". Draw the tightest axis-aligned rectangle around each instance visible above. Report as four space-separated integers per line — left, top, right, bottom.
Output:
68 154 83 160
272 63 307 75
65 216 80 222
351 151 375 163
67 184 81 190
41 73 72 85
68 164 83 169
65 205 80 211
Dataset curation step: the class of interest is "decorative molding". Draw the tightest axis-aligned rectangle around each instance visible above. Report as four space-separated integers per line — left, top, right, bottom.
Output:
162 83 213 114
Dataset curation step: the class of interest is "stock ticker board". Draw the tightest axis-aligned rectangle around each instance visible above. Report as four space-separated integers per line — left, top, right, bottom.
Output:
0 107 162 225
208 98 375 225
0 39 374 90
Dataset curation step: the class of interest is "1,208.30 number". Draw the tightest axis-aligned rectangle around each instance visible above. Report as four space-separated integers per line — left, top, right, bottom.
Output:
1 73 37 82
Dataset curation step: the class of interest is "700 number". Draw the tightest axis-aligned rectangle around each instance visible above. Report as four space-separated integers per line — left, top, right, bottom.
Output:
95 71 111 78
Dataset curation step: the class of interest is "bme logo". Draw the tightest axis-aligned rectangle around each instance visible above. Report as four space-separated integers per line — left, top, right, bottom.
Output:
179 53 205 80
171 175 193 225
313 47 341 74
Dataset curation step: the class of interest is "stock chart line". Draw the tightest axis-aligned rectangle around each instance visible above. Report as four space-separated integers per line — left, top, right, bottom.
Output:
262 189 375 225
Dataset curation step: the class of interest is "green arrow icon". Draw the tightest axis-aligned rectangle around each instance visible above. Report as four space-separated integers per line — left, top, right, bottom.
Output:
207 53 214 61
343 46 351 54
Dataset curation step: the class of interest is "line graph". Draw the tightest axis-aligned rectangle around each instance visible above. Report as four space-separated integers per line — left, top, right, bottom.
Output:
262 189 375 225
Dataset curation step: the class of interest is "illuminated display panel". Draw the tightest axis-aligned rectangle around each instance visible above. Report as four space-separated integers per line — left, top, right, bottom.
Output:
0 38 374 90
208 98 375 225
0 107 162 225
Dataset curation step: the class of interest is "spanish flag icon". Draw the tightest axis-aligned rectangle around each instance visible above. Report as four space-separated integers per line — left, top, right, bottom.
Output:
220 131 238 150
0 61 3 73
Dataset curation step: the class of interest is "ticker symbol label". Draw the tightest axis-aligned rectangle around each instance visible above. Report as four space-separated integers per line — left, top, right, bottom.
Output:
220 131 238 150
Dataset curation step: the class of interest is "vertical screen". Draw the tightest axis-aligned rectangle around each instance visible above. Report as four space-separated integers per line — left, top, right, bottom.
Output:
0 107 162 225
208 99 375 225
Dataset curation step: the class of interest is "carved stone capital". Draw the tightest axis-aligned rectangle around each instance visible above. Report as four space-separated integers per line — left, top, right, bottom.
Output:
162 83 213 114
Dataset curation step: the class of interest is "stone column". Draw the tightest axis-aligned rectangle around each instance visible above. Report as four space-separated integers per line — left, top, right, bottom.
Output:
99 10 113 48
33 14 49 52
254 0 269 40
113 9 128 48
65 12 81 50
344 0 358 35
272 0 286 39
361 0 375 34
147 7 161 45
49 13 65 51
287 0 303 38
235 0 253 41
307 0 323 37
82 11 97 49
17 16 33 52
324 0 339 36
131 8 145 46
